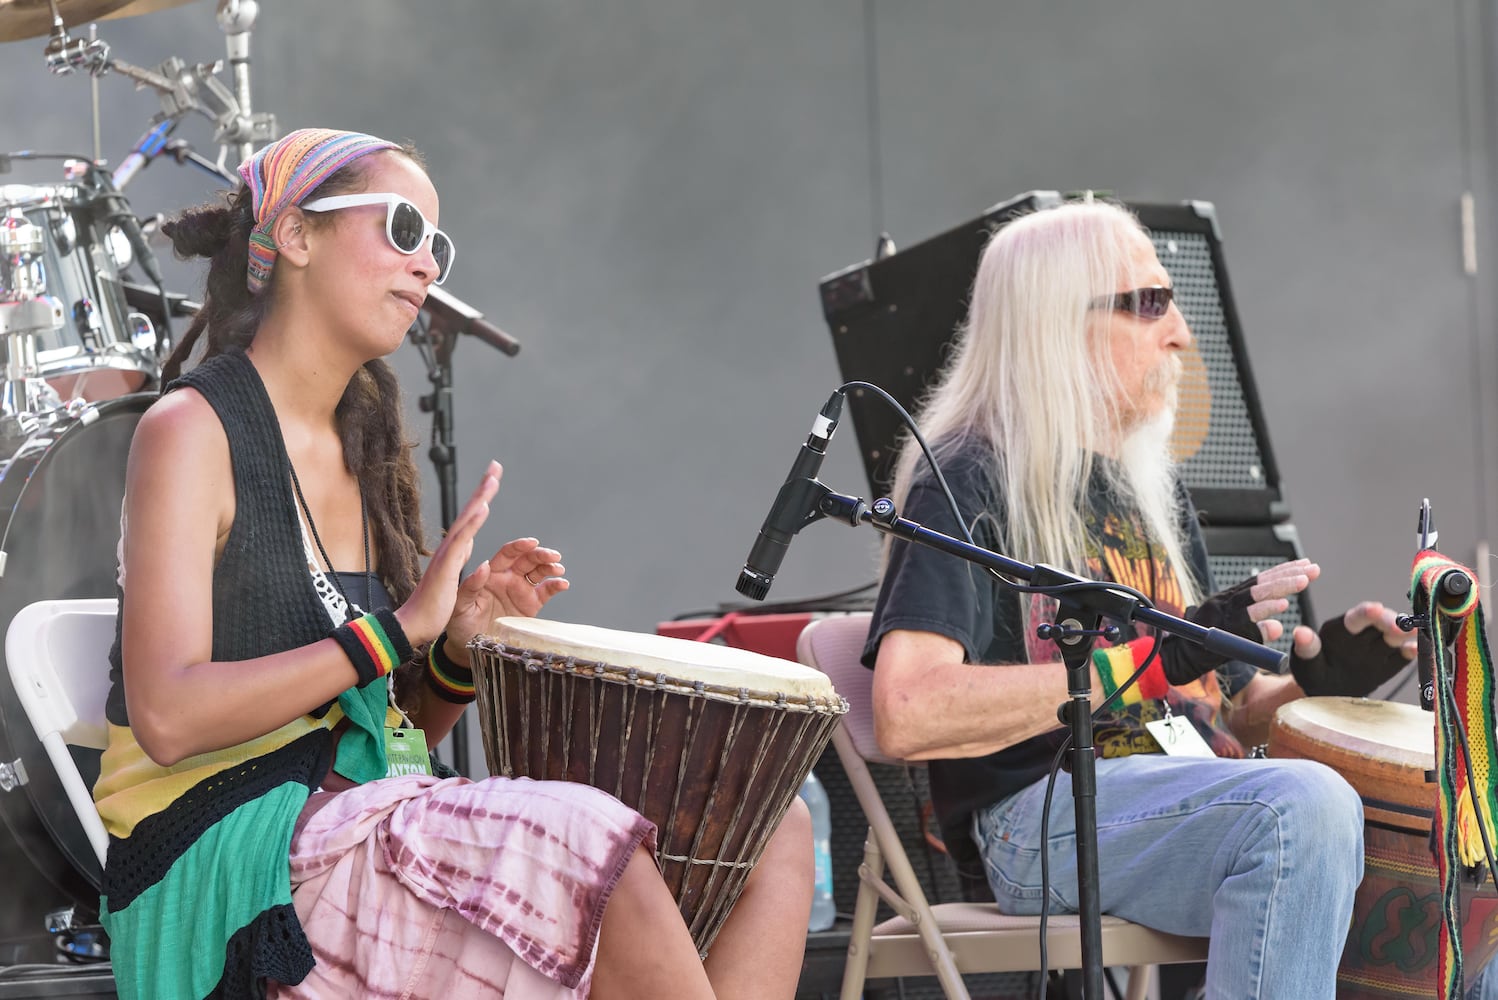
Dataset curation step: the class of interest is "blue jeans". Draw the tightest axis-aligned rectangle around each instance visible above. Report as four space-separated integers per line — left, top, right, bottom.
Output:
973 755 1362 1000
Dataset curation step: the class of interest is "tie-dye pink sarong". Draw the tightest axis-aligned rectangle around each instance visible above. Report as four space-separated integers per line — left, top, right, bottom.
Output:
266 774 655 999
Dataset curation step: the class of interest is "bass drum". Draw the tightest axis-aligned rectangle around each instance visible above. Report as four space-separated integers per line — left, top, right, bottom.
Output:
0 393 149 945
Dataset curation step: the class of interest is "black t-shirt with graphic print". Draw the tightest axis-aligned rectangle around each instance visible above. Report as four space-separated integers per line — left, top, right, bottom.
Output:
861 442 1258 868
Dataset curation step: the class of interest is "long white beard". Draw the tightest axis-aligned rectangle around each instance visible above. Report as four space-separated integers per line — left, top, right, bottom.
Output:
1109 405 1192 596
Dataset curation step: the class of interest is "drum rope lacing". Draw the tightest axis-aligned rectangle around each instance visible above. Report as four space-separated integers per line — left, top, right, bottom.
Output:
475 640 847 714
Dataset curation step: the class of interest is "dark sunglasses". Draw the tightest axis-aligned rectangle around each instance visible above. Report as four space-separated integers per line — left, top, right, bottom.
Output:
1089 285 1174 320
299 192 456 284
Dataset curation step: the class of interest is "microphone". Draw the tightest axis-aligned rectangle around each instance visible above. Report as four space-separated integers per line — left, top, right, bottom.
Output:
422 285 521 357
1418 497 1437 552
87 173 174 356
1414 499 1437 712
735 390 845 600
110 119 178 191
89 185 166 289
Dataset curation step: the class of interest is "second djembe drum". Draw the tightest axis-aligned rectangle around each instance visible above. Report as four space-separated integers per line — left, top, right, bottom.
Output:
1270 696 1498 997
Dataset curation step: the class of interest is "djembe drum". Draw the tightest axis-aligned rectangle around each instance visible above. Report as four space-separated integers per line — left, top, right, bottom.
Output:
470 617 847 954
1270 696 1498 997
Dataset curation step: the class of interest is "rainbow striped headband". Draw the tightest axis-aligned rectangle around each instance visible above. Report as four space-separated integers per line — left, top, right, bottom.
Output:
237 128 399 294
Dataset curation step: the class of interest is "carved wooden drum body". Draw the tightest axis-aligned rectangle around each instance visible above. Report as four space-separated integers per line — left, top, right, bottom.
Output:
471 617 846 953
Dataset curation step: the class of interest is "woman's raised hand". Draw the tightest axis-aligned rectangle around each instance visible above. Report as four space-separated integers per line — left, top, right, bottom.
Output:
395 460 502 646
443 537 570 655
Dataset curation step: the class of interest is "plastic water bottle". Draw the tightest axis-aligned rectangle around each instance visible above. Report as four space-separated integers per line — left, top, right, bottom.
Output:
799 769 836 931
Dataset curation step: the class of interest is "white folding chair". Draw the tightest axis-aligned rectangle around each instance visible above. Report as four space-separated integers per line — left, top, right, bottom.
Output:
5 598 117 868
797 612 1208 1000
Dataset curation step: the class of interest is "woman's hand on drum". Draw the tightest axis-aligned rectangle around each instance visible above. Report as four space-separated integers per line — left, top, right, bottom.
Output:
395 461 503 647
443 537 569 657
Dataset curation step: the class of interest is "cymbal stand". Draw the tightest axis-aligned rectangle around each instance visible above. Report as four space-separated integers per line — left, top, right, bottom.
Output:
214 0 275 165
41 0 276 177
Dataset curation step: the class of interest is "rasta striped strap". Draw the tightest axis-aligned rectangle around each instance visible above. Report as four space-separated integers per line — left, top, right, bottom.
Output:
1411 548 1494 1000
332 609 414 688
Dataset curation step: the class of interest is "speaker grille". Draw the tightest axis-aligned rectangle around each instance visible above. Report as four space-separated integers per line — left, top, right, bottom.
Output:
1152 229 1270 493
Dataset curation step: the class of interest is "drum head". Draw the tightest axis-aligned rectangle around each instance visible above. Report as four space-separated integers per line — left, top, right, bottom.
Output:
1269 696 1435 830
0 394 148 928
489 616 838 701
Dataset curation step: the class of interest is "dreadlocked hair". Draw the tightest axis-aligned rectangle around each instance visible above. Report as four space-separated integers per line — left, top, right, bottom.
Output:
157 150 428 613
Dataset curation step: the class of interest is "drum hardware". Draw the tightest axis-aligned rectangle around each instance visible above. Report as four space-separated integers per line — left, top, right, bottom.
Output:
0 203 69 424
0 757 25 791
36 0 275 168
0 163 161 413
120 277 199 321
44 906 81 934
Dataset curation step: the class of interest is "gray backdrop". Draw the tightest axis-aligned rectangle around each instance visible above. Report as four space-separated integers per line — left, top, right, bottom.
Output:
2 0 1494 768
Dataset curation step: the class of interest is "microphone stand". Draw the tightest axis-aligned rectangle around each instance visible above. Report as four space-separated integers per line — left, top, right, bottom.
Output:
406 292 519 777
799 483 1284 1000
407 312 468 775
1395 500 1468 715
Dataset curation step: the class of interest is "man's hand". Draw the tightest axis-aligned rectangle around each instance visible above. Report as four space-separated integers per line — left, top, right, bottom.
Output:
1159 559 1319 685
1289 601 1415 697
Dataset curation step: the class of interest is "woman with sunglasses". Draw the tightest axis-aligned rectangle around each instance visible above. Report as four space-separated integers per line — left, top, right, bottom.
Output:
91 128 812 1000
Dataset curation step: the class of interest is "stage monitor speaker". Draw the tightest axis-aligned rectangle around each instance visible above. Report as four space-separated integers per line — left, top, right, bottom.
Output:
819 192 1288 526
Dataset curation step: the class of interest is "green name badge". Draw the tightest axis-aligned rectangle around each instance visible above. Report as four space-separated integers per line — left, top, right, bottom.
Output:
384 726 432 778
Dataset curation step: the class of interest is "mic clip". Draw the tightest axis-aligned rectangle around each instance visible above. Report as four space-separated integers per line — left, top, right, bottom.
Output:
1036 622 1124 644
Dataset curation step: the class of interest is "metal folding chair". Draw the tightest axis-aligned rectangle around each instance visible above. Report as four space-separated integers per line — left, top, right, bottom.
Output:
797 612 1208 1000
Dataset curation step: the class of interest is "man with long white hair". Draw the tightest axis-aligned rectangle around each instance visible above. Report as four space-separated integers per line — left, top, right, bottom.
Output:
864 200 1429 998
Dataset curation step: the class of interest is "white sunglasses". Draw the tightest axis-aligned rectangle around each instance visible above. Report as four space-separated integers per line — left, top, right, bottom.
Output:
299 192 455 284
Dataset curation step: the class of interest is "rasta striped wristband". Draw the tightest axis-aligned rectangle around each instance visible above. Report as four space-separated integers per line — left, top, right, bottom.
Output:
331 609 414 688
1091 637 1168 707
426 632 476 704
